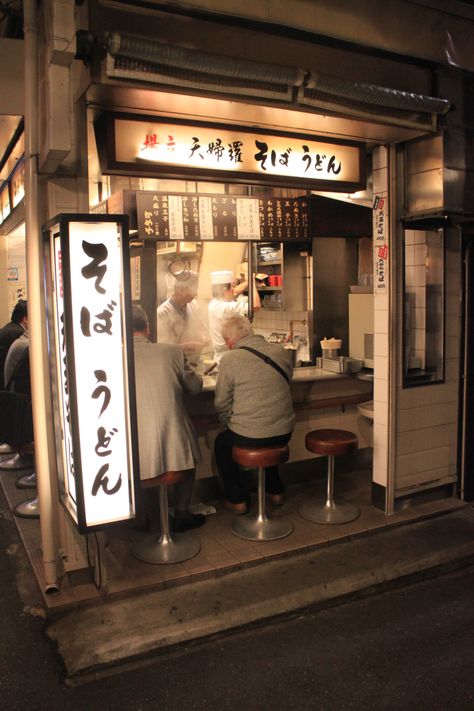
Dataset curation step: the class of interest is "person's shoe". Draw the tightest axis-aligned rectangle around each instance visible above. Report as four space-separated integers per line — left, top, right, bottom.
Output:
267 493 285 506
224 499 248 515
172 511 206 532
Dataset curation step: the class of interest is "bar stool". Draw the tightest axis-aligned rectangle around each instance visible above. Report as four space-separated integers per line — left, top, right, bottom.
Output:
131 470 200 565
299 429 360 524
231 444 293 541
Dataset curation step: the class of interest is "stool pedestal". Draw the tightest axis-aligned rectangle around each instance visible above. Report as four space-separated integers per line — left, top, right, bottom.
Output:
16 472 37 489
299 454 359 524
0 453 33 471
232 464 293 542
299 429 360 525
132 483 200 565
15 496 40 519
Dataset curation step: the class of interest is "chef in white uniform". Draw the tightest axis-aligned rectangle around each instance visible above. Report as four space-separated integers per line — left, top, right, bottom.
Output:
156 271 209 364
208 269 261 364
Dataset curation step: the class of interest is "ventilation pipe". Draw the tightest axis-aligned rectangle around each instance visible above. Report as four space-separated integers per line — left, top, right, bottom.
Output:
106 31 305 86
305 72 450 115
24 0 60 592
105 31 450 118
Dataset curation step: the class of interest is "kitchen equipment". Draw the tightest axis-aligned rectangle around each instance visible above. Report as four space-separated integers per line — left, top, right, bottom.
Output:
320 338 342 359
322 356 362 374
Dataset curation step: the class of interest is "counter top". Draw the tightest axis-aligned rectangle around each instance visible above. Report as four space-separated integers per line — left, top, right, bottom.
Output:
202 366 345 391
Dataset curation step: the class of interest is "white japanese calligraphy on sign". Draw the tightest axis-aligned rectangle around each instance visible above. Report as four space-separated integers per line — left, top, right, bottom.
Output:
68 222 133 527
115 119 361 184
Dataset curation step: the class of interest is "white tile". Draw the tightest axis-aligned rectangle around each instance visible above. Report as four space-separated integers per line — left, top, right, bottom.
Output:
374 377 388 403
404 230 415 246
373 167 388 193
373 444 388 470
405 244 415 266
372 146 388 170
374 400 388 426
414 244 427 266
413 265 426 287
374 422 388 449
373 465 388 486
396 445 450 476
374 309 388 334
397 424 455 455
374 355 389 380
374 294 389 311
396 402 456 432
414 287 426 308
374 334 388 356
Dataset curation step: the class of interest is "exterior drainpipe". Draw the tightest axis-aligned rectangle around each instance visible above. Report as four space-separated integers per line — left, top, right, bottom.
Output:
24 0 60 593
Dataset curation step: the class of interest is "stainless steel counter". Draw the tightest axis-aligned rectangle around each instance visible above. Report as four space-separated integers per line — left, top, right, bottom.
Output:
202 366 344 392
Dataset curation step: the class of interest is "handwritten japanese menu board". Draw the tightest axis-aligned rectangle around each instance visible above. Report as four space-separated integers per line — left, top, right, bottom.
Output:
136 192 309 241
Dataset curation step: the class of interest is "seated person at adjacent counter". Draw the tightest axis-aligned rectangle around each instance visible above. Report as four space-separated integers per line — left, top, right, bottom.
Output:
133 304 205 532
156 271 209 365
0 299 28 390
208 270 261 364
214 316 295 514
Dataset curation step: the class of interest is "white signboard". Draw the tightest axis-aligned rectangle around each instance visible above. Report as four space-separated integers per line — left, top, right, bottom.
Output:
112 117 363 186
48 217 137 531
373 195 388 294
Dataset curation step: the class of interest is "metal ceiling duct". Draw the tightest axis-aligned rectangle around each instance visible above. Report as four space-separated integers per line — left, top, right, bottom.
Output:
106 32 305 87
305 73 450 115
104 31 451 122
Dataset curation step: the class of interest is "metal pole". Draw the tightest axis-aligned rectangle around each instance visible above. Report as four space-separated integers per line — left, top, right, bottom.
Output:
24 0 60 591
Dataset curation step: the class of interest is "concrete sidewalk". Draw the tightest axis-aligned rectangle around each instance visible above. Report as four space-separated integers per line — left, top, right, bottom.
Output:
46 505 474 683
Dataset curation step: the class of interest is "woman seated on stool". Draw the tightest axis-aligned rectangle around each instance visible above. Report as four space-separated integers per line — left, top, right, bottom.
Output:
132 305 205 532
214 316 295 514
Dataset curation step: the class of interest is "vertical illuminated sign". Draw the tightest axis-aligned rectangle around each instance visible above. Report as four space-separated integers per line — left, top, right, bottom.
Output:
45 215 140 533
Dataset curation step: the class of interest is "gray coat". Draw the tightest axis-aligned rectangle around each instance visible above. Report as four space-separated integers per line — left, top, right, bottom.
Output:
214 334 295 439
133 337 202 479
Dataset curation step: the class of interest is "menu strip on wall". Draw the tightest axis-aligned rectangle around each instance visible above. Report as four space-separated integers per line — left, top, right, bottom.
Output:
136 191 310 241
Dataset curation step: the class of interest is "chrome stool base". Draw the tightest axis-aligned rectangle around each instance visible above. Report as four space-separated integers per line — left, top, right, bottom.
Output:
0 443 14 455
15 472 37 489
0 453 33 471
299 499 359 525
14 497 40 519
132 532 200 565
131 483 200 565
232 513 293 541
299 450 360 525
231 465 293 542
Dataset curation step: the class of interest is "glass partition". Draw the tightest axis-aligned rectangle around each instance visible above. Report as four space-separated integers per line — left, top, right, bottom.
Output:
403 228 444 387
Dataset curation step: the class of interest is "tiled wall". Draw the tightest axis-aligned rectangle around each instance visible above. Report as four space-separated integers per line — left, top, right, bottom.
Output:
395 231 461 496
253 309 311 363
404 230 427 369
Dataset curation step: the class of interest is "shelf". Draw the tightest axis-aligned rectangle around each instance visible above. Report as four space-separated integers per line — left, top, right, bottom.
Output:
257 260 281 266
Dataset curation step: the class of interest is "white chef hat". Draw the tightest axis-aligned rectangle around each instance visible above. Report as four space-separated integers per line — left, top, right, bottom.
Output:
210 270 233 285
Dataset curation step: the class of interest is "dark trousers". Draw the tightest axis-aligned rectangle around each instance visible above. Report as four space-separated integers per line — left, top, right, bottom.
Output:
214 429 292 504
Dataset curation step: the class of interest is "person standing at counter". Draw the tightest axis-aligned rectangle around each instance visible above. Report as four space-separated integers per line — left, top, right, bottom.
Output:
156 271 209 365
214 316 295 514
133 305 206 532
208 270 261 364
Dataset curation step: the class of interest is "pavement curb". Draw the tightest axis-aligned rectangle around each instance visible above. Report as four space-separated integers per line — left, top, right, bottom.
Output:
46 506 474 681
